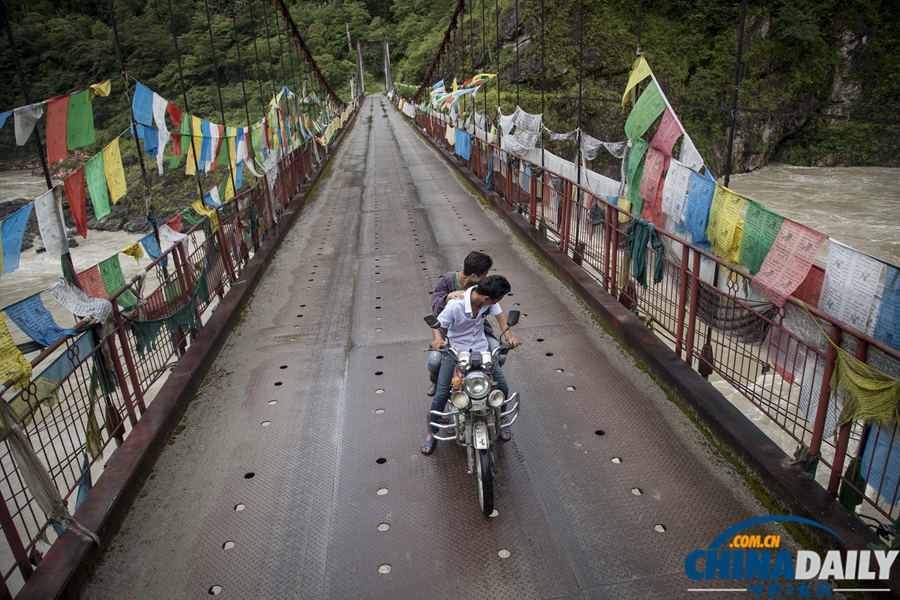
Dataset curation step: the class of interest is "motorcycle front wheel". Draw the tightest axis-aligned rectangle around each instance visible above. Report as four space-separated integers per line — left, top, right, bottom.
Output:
476 448 494 517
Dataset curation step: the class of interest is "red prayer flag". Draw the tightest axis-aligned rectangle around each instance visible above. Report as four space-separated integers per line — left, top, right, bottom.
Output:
793 264 825 309
64 167 88 238
167 213 182 232
45 96 69 164
77 265 108 299
171 132 183 157
650 108 682 157
166 102 184 128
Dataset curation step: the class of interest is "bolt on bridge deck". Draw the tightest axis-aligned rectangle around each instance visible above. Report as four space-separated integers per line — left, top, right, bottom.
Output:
81 96 783 599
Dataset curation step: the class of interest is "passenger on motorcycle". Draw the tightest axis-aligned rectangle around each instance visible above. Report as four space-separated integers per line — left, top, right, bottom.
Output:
427 251 505 397
421 275 519 455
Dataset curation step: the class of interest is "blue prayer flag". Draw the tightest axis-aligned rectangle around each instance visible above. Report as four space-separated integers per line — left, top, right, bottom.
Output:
74 453 92 511
3 293 77 347
455 130 471 160
139 232 168 271
2 203 34 274
132 82 154 127
235 162 243 189
200 120 214 167
0 111 10 131
684 170 715 251
875 265 900 352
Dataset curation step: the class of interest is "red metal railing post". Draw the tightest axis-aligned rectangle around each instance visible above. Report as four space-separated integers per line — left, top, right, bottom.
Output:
827 339 868 495
529 168 537 226
560 181 572 254
105 328 139 424
0 486 33 583
809 325 843 460
113 309 147 414
684 250 702 366
674 243 691 358
603 204 613 292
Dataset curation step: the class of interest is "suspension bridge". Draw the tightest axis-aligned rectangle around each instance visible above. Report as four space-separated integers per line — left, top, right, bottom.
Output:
1 0 898 598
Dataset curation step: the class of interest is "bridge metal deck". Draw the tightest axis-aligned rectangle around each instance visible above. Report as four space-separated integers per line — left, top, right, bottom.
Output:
81 97 780 599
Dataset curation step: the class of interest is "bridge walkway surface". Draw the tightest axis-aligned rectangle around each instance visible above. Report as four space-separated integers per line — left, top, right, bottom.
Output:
80 96 783 599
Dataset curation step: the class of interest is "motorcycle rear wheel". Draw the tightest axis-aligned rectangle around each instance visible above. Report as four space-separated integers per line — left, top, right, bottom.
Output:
476 448 494 517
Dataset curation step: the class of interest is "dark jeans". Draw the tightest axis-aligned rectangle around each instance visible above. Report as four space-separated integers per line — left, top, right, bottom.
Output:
428 354 510 435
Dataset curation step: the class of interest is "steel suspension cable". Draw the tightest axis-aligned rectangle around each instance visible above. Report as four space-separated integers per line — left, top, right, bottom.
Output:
275 0 343 107
246 0 268 112
411 0 466 103
202 0 238 197
229 0 254 127
260 0 279 97
515 0 519 106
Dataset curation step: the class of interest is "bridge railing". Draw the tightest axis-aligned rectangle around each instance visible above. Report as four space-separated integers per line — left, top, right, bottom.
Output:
0 124 342 596
411 104 900 531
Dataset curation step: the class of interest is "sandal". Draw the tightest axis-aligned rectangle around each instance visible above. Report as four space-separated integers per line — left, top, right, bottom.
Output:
421 438 436 455
500 428 511 442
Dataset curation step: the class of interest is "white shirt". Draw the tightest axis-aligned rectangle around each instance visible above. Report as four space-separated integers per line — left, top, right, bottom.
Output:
437 287 502 352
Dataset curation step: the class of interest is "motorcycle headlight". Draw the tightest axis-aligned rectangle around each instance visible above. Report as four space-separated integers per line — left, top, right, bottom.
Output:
488 390 505 408
452 392 470 410
464 372 490 398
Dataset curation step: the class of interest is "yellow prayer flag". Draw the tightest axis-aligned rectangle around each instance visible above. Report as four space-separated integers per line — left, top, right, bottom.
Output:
185 142 197 176
617 198 632 223
489 124 496 143
452 78 458 93
191 115 203 165
0 228 4 282
121 241 144 264
224 172 235 201
208 210 219 234
621 55 653 108
445 125 456 145
228 136 237 168
103 137 127 204
0 315 32 391
192 200 219 234
89 80 112 98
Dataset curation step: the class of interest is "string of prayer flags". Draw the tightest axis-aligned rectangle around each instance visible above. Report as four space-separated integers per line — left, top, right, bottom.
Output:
14 103 43 146
1 203 34 277
622 55 652 107
819 241 883 333
34 188 68 257
874 266 900 352
46 276 113 324
64 167 88 238
0 314 32 390
3 293 76 348
102 138 127 204
739 200 785 275
76 265 108 299
66 90 96 149
706 185 746 260
661 159 691 225
624 80 666 141
751 220 827 307
683 170 716 251
121 242 144 265
45 96 69 164
84 154 111 220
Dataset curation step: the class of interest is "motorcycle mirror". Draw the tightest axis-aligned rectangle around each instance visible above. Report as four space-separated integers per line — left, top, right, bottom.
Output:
424 315 441 329
506 310 520 327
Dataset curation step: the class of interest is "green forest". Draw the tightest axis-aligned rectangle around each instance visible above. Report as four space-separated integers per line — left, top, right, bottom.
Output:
1 0 898 206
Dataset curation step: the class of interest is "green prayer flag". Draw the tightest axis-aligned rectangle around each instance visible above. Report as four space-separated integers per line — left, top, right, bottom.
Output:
624 80 667 141
627 163 645 217
217 136 231 167
84 154 110 220
626 138 648 184
66 90 96 149
99 255 137 311
739 200 785 275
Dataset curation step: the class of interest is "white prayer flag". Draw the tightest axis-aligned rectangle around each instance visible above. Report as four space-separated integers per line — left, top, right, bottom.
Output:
46 277 113 324
34 188 68 257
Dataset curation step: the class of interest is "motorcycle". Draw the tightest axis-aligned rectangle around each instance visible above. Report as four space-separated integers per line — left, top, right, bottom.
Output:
424 310 521 516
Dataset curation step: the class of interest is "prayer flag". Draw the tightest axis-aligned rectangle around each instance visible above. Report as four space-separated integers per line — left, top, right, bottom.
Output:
739 200 784 275
683 170 716 251
84 154 110 220
153 93 170 175
64 167 88 238
639 147 666 208
76 265 108 299
0 314 32 390
751 220 827 307
66 90 96 149
706 185 746 260
819 241 883 333
47 276 113 323
139 232 168 271
14 103 43 146
102 138 127 204
34 188 68 257
626 163 645 217
1 203 34 276
661 159 691 225
621 55 652 107
875 266 900 352
625 80 666 141
121 242 144 265
98 256 137 311
0 111 10 130
167 213 182 232
650 108 682 157
132 82 154 126
45 96 69 164
680 135 704 172
89 80 111 98
3 293 76 347
626 138 649 184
